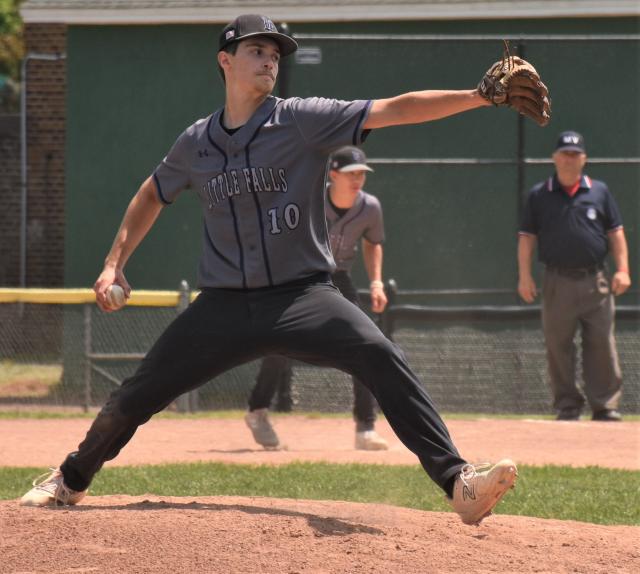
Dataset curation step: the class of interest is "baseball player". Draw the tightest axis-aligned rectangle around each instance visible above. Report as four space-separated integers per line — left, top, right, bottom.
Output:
21 14 523 525
245 145 389 451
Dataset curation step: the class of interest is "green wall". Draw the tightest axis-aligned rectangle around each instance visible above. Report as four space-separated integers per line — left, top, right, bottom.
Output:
65 18 639 304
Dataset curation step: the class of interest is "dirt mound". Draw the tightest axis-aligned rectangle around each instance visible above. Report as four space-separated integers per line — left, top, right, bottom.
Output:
3 495 637 574
3 417 638 572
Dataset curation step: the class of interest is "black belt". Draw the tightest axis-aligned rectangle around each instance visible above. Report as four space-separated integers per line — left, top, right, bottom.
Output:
546 265 604 279
202 271 332 293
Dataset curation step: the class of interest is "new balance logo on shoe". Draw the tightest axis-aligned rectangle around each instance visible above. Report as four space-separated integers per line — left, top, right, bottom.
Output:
449 459 517 525
462 484 476 501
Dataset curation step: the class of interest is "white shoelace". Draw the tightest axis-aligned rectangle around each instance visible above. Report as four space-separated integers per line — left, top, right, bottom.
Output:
32 468 75 502
32 468 60 489
458 462 491 487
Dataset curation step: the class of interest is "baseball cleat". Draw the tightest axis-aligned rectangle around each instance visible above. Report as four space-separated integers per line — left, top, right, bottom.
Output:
20 468 87 507
355 430 389 451
448 459 518 525
244 408 282 449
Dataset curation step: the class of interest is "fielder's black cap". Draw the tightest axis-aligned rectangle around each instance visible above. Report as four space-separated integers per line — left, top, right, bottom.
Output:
219 14 298 57
555 130 586 153
329 146 374 173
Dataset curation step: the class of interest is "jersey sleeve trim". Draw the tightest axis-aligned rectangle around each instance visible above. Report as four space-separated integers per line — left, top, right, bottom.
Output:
518 231 537 237
153 172 172 205
353 100 373 145
607 225 624 233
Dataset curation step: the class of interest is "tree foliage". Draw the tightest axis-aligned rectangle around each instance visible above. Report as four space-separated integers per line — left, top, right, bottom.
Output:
0 0 23 111
0 0 24 79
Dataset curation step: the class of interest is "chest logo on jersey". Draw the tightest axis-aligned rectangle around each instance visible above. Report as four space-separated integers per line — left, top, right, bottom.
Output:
586 207 597 220
202 167 288 209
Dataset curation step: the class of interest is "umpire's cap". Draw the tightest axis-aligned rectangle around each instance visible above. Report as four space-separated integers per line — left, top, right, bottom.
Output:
219 14 298 57
329 146 374 173
555 131 586 153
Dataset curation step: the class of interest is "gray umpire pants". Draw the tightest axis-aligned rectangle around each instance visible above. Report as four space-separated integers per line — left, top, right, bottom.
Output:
542 268 622 413
60 273 466 494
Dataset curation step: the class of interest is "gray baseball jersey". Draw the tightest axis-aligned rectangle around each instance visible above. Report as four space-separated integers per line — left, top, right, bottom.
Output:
153 96 372 289
326 191 384 273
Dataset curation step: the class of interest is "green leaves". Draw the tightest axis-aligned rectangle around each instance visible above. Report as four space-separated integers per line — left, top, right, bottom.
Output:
0 0 23 90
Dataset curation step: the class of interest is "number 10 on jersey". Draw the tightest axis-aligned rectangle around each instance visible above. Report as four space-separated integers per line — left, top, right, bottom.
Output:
268 203 300 234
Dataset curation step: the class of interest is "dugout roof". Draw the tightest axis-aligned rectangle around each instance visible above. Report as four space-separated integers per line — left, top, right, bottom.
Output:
20 1 640 23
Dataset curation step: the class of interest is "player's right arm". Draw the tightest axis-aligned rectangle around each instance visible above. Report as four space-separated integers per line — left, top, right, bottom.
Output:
364 90 490 129
362 239 387 314
94 176 164 311
517 233 538 304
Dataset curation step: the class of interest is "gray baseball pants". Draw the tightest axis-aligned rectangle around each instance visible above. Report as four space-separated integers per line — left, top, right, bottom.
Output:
542 268 622 412
60 273 466 494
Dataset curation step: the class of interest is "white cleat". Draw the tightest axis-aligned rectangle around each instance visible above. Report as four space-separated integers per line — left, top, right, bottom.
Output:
448 459 518 525
355 430 389 451
20 468 87 507
244 408 283 450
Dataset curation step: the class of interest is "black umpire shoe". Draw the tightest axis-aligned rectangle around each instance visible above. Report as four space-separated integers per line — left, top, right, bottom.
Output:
591 409 623 422
556 407 582 421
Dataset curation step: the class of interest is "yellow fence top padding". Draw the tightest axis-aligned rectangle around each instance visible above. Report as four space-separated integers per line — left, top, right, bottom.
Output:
0 288 200 306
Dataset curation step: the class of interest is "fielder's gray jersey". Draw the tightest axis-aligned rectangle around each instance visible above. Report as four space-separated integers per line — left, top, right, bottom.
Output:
153 96 372 289
326 191 384 273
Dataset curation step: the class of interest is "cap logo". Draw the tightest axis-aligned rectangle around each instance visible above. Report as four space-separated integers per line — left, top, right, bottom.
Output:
262 17 276 32
225 30 236 40
563 135 579 145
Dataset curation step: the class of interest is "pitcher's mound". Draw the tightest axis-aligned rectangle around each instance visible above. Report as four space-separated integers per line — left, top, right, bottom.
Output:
3 495 637 573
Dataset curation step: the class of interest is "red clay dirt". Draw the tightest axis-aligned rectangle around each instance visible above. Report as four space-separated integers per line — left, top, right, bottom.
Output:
2 416 639 573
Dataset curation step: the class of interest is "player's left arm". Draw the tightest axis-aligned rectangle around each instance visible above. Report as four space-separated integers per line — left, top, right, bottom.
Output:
362 239 388 313
364 90 490 129
608 227 631 296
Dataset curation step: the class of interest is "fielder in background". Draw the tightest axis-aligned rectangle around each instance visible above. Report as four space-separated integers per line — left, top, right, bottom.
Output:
20 13 550 525
518 131 631 422
246 146 390 452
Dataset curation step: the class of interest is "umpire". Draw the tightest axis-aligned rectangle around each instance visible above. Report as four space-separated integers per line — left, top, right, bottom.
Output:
518 130 631 421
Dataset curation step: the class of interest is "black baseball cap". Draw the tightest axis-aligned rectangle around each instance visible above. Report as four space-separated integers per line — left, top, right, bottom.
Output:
555 131 586 153
329 146 374 173
219 14 298 57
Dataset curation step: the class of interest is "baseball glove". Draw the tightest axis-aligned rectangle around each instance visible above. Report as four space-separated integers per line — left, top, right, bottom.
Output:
478 41 551 127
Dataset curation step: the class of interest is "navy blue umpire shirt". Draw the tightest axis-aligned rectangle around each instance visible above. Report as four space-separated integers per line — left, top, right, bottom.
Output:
519 174 624 269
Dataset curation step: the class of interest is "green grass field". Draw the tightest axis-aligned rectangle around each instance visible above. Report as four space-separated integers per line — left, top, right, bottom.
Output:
1 410 639 421
0 361 62 398
2 463 638 526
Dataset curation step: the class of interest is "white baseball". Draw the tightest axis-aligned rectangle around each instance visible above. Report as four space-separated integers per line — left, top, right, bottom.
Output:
106 284 126 309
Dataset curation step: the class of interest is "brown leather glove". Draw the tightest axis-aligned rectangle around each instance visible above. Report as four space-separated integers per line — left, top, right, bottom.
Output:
478 43 552 127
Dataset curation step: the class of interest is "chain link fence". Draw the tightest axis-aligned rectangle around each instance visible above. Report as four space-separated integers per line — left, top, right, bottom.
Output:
1 284 638 415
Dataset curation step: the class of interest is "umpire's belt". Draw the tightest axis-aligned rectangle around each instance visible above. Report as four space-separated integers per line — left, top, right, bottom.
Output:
546 264 603 279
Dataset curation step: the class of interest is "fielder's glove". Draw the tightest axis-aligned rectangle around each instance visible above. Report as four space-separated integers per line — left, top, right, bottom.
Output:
478 42 551 127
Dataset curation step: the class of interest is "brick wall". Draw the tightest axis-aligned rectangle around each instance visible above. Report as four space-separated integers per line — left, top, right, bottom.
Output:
21 23 67 287
0 115 21 285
